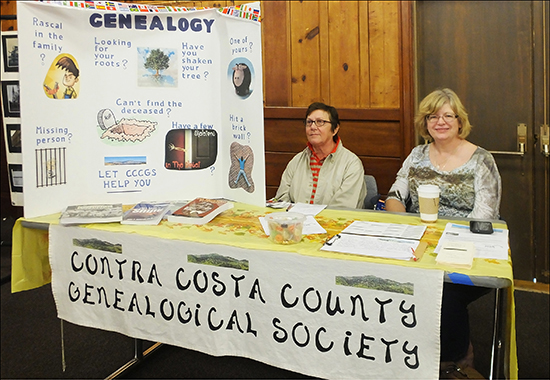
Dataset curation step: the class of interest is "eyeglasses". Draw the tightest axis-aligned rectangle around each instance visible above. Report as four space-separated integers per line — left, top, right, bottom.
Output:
305 119 331 128
426 113 458 123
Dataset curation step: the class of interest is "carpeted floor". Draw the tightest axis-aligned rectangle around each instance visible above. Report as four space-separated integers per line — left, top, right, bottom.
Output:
1 217 548 379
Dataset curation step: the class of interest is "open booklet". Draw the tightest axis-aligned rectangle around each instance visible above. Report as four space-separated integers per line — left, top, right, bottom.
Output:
320 221 427 261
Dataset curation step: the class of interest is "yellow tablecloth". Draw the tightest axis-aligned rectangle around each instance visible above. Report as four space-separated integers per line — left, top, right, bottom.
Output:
11 202 517 378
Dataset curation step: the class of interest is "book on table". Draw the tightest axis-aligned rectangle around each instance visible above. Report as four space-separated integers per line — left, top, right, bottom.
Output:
166 198 233 225
121 201 171 225
60 203 123 225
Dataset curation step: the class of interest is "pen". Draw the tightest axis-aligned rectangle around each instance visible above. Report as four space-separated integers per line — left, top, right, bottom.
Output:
286 204 293 212
411 247 418 261
325 234 341 246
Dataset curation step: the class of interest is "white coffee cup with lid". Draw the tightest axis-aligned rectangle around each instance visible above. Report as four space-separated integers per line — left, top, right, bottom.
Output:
417 184 440 222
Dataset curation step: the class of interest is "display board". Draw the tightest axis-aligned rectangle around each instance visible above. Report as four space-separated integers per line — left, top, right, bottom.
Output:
17 1 264 218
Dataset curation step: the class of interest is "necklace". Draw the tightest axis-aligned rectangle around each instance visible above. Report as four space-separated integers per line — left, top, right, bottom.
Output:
434 141 463 171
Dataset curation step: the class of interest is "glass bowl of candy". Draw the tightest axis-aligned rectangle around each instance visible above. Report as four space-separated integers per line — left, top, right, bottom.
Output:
265 212 306 244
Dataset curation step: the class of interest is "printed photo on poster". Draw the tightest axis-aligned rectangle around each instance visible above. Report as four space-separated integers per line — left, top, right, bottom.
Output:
137 47 177 88
1 32 18 79
228 57 254 99
6 122 21 153
2 81 20 117
165 129 218 170
9 164 23 193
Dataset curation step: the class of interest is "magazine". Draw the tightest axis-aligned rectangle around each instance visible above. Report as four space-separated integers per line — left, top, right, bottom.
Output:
121 201 171 225
60 203 123 225
166 198 233 225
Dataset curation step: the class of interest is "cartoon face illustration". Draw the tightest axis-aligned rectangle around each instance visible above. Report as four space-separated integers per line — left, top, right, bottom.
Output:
62 70 78 88
232 63 251 97
43 54 80 99
232 64 247 87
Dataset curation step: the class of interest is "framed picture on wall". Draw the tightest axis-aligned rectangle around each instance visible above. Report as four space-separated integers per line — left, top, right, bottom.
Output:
6 122 21 153
1 31 18 79
8 164 23 193
1 80 20 117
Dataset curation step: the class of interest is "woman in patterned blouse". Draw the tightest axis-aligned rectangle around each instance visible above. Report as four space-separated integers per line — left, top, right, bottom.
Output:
386 88 502 377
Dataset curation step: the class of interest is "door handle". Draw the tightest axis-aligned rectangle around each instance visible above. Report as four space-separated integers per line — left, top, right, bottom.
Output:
540 125 549 157
489 123 527 157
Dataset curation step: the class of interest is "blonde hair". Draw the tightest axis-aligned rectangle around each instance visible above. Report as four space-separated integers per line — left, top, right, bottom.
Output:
415 88 472 142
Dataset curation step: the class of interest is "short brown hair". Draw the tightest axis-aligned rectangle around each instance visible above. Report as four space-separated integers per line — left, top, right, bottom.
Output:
56 56 79 78
305 102 340 143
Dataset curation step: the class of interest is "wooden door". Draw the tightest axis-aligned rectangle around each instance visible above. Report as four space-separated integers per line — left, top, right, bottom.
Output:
416 1 549 283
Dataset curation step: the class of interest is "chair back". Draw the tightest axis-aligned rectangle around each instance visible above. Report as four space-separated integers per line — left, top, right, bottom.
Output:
363 175 380 209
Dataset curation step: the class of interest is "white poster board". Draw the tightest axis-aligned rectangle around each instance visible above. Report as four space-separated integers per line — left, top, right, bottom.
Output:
17 1 265 218
49 225 443 379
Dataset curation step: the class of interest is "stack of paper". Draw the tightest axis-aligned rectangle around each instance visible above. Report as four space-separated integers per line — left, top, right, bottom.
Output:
435 223 509 260
320 221 427 261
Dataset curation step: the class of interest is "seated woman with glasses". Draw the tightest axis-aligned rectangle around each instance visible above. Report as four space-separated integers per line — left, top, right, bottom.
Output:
273 102 366 209
385 88 501 219
385 88 501 377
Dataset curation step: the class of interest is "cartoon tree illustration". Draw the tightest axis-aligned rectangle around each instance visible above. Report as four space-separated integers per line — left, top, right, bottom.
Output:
144 49 169 77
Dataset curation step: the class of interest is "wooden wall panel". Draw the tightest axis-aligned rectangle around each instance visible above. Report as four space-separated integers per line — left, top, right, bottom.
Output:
264 119 307 153
263 1 402 109
289 1 322 106
0 1 17 31
265 152 295 186
359 1 371 108
368 1 400 108
327 1 360 108
262 1 290 106
339 121 401 157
